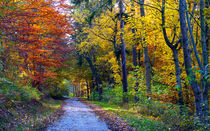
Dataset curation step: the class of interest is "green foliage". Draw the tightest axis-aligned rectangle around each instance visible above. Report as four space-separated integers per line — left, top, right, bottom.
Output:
128 66 147 102
90 90 100 101
68 92 74 97
89 83 124 104
101 83 116 102
94 100 198 130
48 80 70 99
0 78 40 102
152 81 170 95
135 101 196 130
93 101 168 130
126 117 167 130
111 84 124 104
102 83 123 105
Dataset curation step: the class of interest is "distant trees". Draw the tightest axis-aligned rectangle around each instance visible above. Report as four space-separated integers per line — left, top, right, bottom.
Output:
70 0 208 126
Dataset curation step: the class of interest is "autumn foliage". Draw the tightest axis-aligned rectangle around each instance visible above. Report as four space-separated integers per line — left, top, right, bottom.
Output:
0 0 209 130
0 0 73 88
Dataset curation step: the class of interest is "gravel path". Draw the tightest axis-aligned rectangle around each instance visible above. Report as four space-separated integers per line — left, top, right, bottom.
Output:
47 98 110 131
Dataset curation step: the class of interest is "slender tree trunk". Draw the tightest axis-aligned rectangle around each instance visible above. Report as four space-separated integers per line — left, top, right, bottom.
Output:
138 49 141 66
152 46 156 67
179 0 203 122
130 0 139 102
132 43 138 68
119 0 128 103
200 0 208 125
91 75 95 91
85 54 102 100
139 0 152 94
143 47 152 93
161 0 184 110
133 44 139 102
172 49 184 107
113 22 121 66
86 81 89 99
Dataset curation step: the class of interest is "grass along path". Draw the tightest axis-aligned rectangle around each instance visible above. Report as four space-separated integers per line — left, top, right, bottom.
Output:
90 101 169 131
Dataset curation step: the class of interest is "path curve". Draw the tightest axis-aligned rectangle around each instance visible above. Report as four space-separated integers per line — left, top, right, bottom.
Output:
47 98 110 131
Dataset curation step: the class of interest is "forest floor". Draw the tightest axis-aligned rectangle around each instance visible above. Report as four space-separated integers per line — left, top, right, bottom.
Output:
0 98 64 130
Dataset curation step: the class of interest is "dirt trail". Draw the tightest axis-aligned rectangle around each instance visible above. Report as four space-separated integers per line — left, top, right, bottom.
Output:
47 98 110 131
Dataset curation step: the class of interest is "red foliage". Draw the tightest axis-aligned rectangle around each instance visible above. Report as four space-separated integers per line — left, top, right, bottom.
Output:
0 0 73 87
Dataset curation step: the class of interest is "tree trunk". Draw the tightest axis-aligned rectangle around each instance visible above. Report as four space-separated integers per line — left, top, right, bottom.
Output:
86 81 89 99
161 0 184 110
113 22 121 66
143 47 152 93
132 43 137 67
119 0 128 103
133 45 139 102
85 54 102 101
130 0 139 102
172 49 184 107
139 0 152 94
138 49 141 66
200 0 208 125
152 46 156 67
179 0 203 122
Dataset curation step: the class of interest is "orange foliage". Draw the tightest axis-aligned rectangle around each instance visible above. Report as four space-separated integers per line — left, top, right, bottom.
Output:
0 0 73 87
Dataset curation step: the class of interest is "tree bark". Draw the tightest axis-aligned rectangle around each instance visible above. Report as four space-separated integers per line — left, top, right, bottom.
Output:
84 54 102 101
138 49 141 66
172 49 184 107
113 22 121 66
139 0 152 94
161 0 184 109
179 0 203 122
185 1 203 71
132 46 138 67
152 45 156 67
200 0 208 125
130 0 139 102
86 81 89 99
119 0 128 103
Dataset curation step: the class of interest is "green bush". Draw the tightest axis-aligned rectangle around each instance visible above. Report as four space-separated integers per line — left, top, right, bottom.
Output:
102 85 115 102
49 86 69 98
109 84 123 105
89 83 123 104
135 101 196 129
48 79 70 99
0 78 40 102
127 66 147 103
68 92 74 97
101 83 123 105
90 90 100 101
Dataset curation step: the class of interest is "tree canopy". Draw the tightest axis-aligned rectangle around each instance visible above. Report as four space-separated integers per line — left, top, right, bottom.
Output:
0 0 209 129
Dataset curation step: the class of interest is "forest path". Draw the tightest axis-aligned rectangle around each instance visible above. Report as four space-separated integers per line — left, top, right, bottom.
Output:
47 98 110 131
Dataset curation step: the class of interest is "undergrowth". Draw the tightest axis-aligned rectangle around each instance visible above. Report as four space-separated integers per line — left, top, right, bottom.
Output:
0 98 63 130
0 78 64 130
92 101 168 130
89 82 202 131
